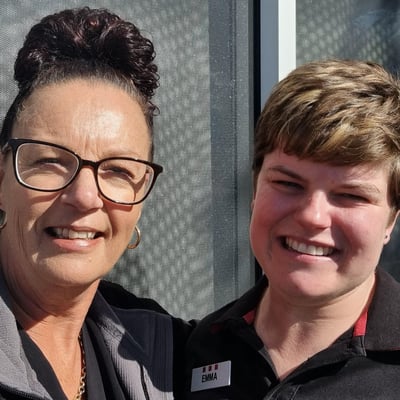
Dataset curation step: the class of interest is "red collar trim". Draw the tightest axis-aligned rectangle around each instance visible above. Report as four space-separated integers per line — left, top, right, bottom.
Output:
243 309 256 325
353 306 368 337
243 305 369 337
352 278 376 337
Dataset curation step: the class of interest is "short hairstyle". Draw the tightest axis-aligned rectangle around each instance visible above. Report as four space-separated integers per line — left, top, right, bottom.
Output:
253 59 400 210
1 7 159 156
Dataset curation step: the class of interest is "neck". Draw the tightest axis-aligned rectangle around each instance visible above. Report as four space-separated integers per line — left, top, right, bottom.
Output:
7 277 99 327
25 324 85 400
3 278 97 400
255 274 376 379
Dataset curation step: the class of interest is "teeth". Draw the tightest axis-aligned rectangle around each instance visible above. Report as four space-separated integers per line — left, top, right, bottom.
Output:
53 228 96 240
286 238 333 256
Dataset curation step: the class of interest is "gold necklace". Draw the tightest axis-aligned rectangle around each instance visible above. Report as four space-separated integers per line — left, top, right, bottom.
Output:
74 333 86 400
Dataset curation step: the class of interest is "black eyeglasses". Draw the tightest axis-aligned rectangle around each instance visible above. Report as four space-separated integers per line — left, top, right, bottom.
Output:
2 138 163 205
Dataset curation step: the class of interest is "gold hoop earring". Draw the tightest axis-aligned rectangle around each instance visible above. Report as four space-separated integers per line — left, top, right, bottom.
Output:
0 210 7 230
127 226 141 249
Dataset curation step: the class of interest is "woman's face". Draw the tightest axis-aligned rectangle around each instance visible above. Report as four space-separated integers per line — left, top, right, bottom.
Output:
250 150 397 306
0 79 150 290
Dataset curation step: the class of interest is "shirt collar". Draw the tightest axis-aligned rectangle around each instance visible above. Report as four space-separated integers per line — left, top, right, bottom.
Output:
364 268 400 351
212 269 400 352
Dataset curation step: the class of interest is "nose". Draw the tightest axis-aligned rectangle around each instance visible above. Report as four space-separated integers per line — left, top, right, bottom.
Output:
60 167 104 211
294 191 331 229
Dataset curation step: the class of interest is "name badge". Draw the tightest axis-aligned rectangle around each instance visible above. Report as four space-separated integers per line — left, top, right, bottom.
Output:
191 361 231 392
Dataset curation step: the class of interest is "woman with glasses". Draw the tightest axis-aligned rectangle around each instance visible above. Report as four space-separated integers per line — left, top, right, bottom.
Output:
0 7 188 400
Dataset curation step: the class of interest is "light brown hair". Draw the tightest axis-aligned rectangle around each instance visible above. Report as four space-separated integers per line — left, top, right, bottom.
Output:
254 59 400 209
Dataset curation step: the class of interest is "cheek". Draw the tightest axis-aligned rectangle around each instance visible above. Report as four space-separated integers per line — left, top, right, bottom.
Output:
1 168 53 229
249 218 261 259
249 202 273 256
336 209 388 257
108 205 142 239
0 195 44 264
250 190 284 232
4 192 48 235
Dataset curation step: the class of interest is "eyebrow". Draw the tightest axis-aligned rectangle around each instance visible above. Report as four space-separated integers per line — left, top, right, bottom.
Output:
338 183 382 196
267 165 383 196
267 165 305 181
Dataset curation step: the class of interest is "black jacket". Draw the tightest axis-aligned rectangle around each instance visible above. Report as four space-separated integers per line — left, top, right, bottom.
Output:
183 268 400 399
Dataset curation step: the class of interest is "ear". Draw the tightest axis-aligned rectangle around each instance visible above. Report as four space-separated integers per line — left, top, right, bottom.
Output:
384 210 400 244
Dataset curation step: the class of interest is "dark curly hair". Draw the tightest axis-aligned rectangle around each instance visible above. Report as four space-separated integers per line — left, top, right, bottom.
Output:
1 7 159 153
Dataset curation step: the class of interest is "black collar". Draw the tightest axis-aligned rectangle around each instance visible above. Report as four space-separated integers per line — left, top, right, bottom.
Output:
212 269 400 351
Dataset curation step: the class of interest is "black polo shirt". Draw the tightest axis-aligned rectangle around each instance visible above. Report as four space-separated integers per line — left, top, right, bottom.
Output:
183 269 400 399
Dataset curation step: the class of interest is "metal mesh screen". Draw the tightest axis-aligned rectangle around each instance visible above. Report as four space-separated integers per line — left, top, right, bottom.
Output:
297 0 400 71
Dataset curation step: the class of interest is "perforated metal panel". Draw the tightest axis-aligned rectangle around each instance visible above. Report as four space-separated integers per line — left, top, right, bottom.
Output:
297 0 400 72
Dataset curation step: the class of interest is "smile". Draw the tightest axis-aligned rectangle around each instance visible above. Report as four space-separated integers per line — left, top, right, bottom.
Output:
51 228 97 240
285 237 334 256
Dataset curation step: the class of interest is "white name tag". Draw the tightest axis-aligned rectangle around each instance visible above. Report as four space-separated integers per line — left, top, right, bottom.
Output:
191 361 231 392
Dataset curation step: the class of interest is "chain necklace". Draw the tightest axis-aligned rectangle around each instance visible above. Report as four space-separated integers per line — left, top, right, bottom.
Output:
74 333 86 400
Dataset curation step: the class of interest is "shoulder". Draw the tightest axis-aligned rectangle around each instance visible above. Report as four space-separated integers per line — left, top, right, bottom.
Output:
186 276 267 362
190 275 267 336
98 279 168 313
97 280 193 399
182 280 266 399
97 279 193 339
370 268 400 319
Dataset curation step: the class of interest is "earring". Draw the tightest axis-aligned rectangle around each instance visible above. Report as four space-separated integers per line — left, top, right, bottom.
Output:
0 209 7 230
127 226 141 249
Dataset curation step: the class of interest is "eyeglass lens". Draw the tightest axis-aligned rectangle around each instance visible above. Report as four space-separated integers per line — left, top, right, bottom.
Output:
15 142 155 204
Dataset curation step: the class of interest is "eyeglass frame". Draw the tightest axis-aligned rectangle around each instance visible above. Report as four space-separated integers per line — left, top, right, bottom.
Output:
1 138 164 205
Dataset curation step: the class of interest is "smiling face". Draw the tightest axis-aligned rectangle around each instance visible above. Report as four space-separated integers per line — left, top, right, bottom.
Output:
0 79 150 293
250 150 397 306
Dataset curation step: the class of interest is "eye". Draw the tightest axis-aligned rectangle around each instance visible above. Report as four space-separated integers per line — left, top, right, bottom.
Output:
272 179 303 191
24 156 71 172
336 192 369 203
34 157 62 165
99 160 142 184
276 179 301 187
103 166 134 179
264 170 305 194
